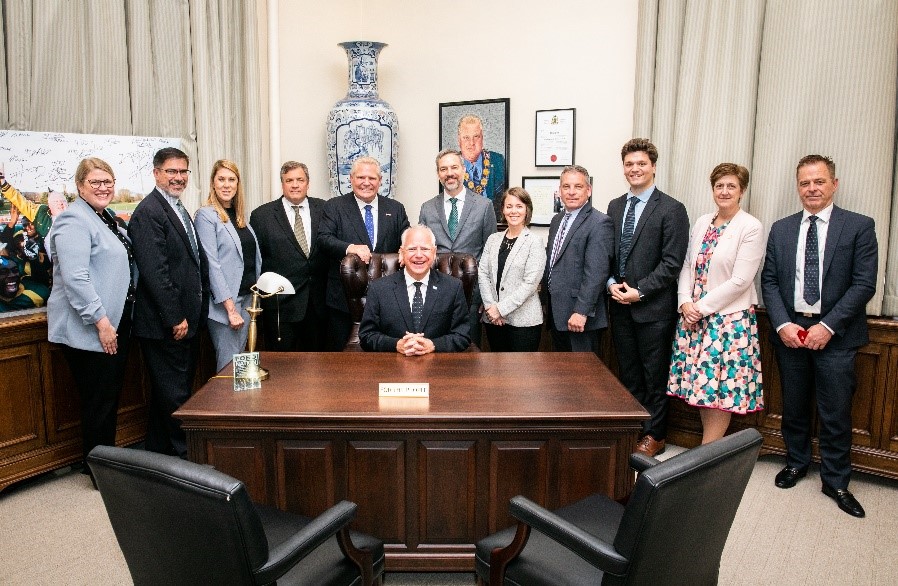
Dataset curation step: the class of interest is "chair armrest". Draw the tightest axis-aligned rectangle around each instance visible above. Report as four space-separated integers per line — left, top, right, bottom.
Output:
629 452 660 473
508 496 629 576
254 500 358 585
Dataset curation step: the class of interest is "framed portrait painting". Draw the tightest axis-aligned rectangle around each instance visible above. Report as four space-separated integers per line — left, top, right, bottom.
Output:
438 98 510 208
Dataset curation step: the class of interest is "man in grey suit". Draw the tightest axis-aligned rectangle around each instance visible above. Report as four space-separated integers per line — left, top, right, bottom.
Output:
249 161 327 351
359 225 469 354
607 138 689 457
762 155 877 518
541 165 614 352
318 156 410 349
419 148 496 346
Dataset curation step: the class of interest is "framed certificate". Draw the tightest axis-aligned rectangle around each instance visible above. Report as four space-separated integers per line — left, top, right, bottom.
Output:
522 175 593 226
535 108 575 167
522 176 560 226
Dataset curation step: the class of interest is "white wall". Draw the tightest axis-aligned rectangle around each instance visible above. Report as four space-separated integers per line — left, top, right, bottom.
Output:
276 0 639 232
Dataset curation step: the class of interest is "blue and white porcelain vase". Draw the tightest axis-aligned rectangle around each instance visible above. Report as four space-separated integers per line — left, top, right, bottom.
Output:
326 41 398 198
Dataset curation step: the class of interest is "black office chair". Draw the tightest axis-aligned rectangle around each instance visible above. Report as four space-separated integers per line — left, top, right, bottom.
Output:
88 445 384 586
475 428 763 585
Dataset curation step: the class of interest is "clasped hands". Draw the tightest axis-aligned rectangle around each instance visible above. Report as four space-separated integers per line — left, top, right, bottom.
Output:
485 304 505 326
679 302 704 326
609 282 641 304
779 322 832 350
396 332 436 356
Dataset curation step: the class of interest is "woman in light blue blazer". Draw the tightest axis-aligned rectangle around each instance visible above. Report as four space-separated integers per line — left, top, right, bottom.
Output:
47 158 136 480
194 160 261 371
479 187 546 351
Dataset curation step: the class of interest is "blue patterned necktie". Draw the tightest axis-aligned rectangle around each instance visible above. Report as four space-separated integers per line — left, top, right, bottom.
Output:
175 200 199 259
618 196 638 277
412 282 424 332
803 215 820 305
471 165 481 186
448 197 459 239
364 204 375 247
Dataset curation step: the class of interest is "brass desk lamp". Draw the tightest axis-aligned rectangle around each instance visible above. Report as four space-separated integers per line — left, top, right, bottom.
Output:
244 272 295 380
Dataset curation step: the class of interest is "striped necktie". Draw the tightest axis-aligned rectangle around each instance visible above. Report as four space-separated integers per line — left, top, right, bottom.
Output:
618 196 638 277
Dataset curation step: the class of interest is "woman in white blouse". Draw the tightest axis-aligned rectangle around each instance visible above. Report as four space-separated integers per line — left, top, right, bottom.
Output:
479 187 546 351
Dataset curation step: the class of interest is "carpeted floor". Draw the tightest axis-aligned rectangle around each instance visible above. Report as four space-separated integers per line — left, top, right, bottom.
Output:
1 447 896 585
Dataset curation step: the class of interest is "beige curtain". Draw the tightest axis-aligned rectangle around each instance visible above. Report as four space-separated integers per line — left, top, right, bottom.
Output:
0 0 264 213
635 0 898 315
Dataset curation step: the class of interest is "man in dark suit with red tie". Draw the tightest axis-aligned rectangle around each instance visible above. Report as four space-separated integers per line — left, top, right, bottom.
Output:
762 154 877 518
129 147 209 458
318 157 410 350
249 161 327 351
607 138 689 458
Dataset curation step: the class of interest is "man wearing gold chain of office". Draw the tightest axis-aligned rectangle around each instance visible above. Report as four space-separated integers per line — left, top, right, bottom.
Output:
457 115 506 215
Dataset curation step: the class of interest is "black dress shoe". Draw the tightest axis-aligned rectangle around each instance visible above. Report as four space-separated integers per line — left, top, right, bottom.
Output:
774 466 807 489
822 484 865 518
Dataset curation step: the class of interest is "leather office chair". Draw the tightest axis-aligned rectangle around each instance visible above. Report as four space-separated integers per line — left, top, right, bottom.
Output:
475 428 763 585
87 446 385 586
339 251 478 351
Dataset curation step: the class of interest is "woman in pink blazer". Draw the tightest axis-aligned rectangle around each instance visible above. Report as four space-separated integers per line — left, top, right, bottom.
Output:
667 163 766 443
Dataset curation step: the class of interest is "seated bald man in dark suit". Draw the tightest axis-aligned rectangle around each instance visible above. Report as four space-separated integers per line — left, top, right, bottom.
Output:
359 225 470 354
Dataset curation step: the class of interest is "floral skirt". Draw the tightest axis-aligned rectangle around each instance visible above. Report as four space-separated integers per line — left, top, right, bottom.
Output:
667 306 764 414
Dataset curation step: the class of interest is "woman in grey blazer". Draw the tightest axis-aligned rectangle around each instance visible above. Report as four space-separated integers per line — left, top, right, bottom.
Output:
46 158 136 480
479 187 546 351
194 160 262 371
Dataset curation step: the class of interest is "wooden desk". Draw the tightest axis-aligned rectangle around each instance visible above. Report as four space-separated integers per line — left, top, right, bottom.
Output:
176 352 647 571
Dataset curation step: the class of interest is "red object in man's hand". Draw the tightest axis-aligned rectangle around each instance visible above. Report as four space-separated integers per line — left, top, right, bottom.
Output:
797 329 808 344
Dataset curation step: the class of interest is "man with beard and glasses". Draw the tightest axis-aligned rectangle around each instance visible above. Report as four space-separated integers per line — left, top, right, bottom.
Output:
129 147 209 458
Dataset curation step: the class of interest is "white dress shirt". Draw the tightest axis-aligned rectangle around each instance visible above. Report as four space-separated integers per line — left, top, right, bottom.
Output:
404 270 430 308
354 194 378 246
794 203 832 315
281 196 311 241
443 188 467 219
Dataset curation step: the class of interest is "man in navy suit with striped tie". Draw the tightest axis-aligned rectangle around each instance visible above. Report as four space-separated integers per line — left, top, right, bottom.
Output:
541 165 614 353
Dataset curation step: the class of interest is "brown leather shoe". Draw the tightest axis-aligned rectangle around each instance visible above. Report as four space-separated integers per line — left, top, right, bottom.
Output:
634 435 666 457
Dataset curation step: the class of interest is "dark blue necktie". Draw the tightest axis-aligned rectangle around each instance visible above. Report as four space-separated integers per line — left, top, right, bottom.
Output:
412 282 424 332
364 204 374 247
618 196 638 277
803 215 820 305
